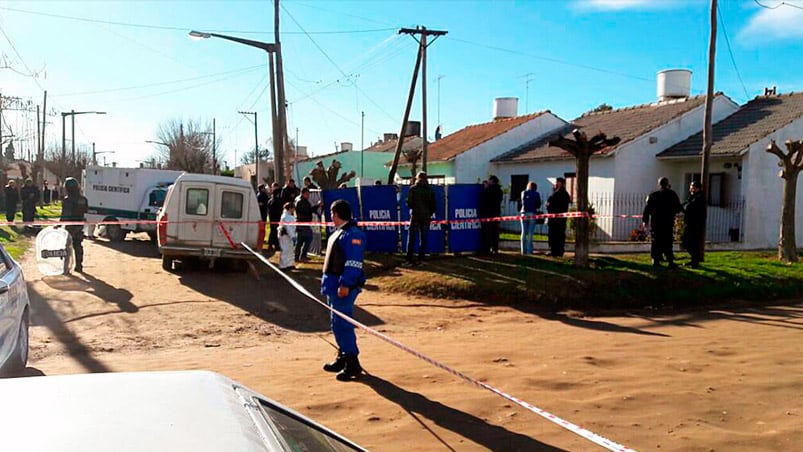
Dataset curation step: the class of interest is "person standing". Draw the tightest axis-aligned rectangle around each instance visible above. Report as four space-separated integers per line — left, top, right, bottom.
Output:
256 184 269 223
682 180 706 268
277 202 296 270
43 181 51 204
266 183 283 252
484 176 504 254
404 171 436 266
281 179 300 205
642 177 682 268
294 188 321 262
321 199 366 382
4 180 19 223
520 182 542 255
21 179 40 224
60 177 89 273
546 177 572 257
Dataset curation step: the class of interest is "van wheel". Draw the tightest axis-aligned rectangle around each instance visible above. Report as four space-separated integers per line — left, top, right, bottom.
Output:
106 223 125 242
162 255 173 271
2 309 29 375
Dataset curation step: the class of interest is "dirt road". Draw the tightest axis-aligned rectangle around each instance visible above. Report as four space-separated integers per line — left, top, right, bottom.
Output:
21 235 803 451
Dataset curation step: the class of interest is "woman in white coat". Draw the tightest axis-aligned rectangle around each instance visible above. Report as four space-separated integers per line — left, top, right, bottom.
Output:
278 202 296 270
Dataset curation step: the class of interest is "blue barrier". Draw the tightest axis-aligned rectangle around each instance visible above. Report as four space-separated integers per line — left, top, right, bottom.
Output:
400 184 446 254
359 185 399 253
446 184 482 253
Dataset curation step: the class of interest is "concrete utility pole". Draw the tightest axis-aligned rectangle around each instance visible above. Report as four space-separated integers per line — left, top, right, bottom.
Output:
239 111 259 187
274 0 288 184
388 26 447 183
699 0 717 262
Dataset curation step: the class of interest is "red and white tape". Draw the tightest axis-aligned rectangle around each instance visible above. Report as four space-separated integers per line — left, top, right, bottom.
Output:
241 243 635 452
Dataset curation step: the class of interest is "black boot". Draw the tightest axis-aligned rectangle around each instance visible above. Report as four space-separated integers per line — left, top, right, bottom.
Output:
336 355 362 381
323 351 346 373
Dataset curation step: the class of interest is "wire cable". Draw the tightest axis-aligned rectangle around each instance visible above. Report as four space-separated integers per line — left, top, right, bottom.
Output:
718 7 750 100
753 0 803 10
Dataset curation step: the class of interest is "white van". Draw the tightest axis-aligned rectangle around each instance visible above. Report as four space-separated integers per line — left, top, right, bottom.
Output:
157 174 265 271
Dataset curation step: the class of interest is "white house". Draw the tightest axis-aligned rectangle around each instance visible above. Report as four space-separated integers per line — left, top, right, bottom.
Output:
659 90 803 249
492 73 740 240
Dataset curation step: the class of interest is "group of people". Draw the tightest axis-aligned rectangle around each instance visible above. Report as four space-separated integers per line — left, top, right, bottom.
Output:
642 176 706 269
4 178 43 224
257 177 322 271
517 177 572 257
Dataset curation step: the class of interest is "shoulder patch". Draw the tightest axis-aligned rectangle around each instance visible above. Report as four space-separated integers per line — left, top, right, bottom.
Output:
351 238 362 246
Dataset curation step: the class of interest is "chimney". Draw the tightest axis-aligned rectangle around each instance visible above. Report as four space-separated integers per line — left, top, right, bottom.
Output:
404 121 421 137
656 69 691 101
383 133 398 142
493 97 518 120
341 142 353 152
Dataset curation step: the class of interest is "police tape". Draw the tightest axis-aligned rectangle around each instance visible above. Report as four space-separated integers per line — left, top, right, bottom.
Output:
0 210 645 229
240 243 635 452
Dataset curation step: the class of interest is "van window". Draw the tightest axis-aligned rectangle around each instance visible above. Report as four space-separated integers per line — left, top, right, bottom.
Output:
186 188 209 216
220 191 244 219
149 189 167 207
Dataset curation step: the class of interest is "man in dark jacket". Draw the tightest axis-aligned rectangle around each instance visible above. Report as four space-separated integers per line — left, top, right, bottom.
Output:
321 199 366 381
60 177 89 272
642 177 682 268
21 179 40 224
294 187 321 261
546 177 572 257
405 171 436 266
266 184 283 252
281 179 300 205
481 175 504 254
4 180 19 223
682 180 706 268
256 184 269 222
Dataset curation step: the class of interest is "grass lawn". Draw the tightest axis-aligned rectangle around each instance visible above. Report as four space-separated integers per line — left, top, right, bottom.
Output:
360 250 803 312
1 203 63 261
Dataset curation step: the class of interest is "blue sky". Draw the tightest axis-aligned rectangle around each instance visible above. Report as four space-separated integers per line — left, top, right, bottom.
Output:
1 0 802 170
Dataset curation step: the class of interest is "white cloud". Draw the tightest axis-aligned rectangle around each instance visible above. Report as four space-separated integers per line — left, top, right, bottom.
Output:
740 7 803 42
575 0 674 11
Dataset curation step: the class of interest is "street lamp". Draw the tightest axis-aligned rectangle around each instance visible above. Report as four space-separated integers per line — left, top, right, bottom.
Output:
189 30 286 184
91 142 114 166
61 110 105 180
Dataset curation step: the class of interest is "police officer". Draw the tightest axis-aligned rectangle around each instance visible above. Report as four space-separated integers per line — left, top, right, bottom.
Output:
60 177 89 272
321 199 366 381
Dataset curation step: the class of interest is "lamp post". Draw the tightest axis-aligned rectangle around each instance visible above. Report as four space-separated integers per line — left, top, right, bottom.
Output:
92 143 114 166
189 30 285 184
239 111 259 187
61 110 105 180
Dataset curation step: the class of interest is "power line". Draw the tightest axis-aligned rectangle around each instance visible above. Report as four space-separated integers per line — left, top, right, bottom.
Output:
0 5 396 35
0 23 46 93
281 4 398 123
718 7 750 100
753 0 803 10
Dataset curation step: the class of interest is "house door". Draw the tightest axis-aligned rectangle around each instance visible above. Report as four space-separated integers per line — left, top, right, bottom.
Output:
510 174 529 210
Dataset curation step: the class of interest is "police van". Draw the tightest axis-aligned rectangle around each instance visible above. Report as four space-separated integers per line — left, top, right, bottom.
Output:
83 166 184 241
157 174 265 271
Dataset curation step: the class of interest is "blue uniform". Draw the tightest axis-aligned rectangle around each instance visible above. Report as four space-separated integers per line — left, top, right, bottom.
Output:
321 221 366 356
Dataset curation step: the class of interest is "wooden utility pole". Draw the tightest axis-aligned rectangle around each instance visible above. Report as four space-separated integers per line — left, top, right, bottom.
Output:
699 0 717 261
268 51 281 183
550 130 620 268
274 0 288 184
387 26 447 183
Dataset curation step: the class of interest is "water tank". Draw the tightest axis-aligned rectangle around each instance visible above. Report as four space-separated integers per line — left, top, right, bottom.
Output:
493 97 518 119
657 69 691 101
404 121 421 137
340 142 353 152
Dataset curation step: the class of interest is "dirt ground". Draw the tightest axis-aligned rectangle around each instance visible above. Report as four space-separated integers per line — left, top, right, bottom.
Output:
20 234 803 451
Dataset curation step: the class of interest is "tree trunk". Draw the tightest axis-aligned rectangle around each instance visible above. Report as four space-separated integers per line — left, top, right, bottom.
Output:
779 170 800 263
575 154 590 267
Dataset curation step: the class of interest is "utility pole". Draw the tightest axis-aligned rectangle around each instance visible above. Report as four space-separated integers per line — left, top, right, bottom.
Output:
361 111 365 179
212 118 216 175
700 0 717 262
92 142 95 166
268 51 281 183
239 111 259 187
388 26 447 183
274 0 288 185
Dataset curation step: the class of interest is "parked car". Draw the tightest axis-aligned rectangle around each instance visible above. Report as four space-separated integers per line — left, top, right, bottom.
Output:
0 370 366 451
157 174 265 271
0 243 30 375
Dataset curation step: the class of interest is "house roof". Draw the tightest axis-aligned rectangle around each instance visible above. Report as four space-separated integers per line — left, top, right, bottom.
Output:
426 111 549 162
364 135 425 153
658 91 803 158
493 95 713 162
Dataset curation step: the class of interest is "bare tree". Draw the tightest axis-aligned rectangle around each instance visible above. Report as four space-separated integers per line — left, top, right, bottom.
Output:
44 144 90 183
152 119 213 173
766 139 803 263
550 130 620 268
308 160 356 189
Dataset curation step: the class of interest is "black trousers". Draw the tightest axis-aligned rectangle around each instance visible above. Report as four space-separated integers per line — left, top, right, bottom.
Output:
651 228 675 263
547 218 567 256
407 221 430 261
68 227 84 269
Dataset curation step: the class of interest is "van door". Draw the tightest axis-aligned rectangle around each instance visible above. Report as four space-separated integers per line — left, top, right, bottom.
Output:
212 184 251 250
178 182 215 247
